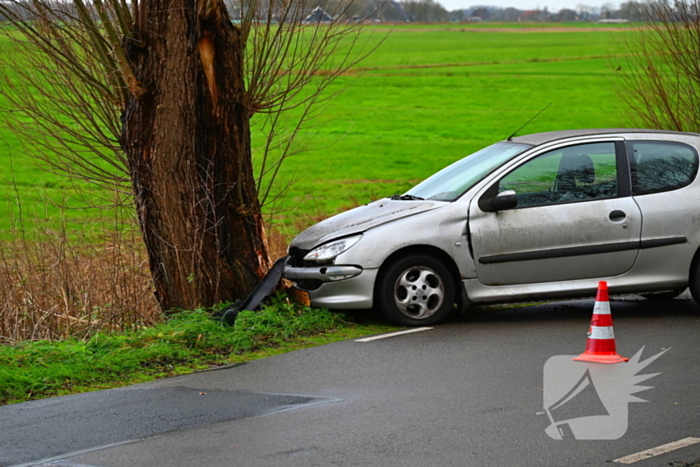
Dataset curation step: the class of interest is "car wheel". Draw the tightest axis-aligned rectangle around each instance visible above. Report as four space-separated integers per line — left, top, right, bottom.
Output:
641 288 686 301
377 254 455 326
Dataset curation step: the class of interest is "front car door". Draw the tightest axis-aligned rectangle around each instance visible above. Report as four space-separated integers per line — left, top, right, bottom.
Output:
468 140 643 286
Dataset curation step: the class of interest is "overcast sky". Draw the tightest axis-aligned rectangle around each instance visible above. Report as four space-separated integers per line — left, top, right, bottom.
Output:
440 0 616 12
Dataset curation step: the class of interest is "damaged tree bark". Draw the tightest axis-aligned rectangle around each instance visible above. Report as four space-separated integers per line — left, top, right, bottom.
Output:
122 0 269 311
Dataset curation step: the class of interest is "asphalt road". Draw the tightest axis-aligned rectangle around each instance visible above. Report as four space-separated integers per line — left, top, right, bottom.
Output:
2 294 700 467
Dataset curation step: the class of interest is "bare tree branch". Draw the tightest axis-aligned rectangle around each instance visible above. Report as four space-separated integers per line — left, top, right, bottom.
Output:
614 0 700 132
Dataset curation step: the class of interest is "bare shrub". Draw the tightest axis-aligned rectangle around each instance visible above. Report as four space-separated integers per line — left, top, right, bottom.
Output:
614 1 700 132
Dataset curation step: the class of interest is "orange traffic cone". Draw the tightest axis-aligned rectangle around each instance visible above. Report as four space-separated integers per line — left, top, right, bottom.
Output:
573 281 628 364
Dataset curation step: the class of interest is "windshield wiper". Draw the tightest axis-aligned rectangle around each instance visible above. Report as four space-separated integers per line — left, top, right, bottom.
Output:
390 194 424 201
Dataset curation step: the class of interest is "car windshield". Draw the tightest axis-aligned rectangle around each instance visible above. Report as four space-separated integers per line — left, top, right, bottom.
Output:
405 142 533 201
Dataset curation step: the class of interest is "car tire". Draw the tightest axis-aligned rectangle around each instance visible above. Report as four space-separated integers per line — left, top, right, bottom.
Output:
640 288 686 301
377 254 455 326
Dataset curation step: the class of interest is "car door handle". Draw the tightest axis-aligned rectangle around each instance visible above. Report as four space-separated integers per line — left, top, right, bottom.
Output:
609 210 626 221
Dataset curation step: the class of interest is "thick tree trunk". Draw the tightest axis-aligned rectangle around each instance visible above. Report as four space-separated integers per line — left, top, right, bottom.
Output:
121 0 270 311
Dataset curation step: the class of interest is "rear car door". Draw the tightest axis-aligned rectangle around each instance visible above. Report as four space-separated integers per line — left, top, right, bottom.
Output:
468 140 643 286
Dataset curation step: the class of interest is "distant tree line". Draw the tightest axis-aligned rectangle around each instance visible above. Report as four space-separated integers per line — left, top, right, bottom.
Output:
388 0 657 23
400 0 448 22
0 0 660 24
452 2 653 22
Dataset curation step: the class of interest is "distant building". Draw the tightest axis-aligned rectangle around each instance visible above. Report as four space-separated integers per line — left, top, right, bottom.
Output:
303 7 333 23
379 1 410 22
470 7 490 20
522 9 544 21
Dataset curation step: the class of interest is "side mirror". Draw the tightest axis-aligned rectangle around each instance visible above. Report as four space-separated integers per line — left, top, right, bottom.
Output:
490 190 517 212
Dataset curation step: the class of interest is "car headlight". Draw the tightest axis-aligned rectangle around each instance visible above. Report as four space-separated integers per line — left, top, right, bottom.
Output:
304 235 362 264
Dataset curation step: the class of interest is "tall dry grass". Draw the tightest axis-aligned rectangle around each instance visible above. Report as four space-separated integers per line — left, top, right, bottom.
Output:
0 183 344 344
0 197 160 344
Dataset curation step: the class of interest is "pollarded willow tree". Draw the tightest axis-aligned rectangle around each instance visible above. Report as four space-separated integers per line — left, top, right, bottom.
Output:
614 0 700 132
0 0 377 312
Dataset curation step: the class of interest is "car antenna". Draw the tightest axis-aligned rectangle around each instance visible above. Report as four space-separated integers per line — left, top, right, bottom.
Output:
507 103 552 141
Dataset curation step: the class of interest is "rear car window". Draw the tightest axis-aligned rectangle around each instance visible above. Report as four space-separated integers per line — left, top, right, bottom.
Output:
628 141 699 196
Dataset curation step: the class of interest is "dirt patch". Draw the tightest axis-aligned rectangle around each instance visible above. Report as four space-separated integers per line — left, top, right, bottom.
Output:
391 26 635 34
457 27 634 33
349 53 636 74
337 178 421 185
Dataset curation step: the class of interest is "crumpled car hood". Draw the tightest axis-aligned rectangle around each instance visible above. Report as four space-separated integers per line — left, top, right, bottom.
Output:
290 198 446 250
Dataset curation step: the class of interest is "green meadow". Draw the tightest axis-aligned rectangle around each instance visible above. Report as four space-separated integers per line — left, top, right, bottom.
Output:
0 23 636 239
262 24 635 229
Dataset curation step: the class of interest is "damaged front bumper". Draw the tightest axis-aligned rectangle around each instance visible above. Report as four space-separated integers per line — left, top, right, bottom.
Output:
283 263 377 309
284 265 363 283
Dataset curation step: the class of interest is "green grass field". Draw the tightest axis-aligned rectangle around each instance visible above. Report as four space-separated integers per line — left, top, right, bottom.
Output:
0 23 636 239
259 24 635 231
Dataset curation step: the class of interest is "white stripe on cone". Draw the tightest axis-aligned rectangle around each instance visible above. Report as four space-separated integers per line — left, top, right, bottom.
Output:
593 301 611 314
588 326 615 340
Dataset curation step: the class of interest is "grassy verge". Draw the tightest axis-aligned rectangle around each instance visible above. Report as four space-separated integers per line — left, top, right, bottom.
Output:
0 294 398 405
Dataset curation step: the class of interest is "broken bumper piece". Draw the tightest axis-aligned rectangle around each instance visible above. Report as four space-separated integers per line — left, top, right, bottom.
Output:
283 264 377 309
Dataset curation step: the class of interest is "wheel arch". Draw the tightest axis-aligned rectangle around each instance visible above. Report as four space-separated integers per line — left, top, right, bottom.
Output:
691 246 700 276
686 245 700 305
374 245 466 310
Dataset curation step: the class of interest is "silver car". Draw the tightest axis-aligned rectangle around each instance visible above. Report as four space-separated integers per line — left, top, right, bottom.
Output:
284 129 700 326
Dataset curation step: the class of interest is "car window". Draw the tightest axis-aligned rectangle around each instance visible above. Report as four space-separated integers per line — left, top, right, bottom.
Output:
628 141 699 196
499 142 618 208
406 142 532 201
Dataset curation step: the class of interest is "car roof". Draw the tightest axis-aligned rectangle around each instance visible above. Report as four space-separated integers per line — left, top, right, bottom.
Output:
509 128 700 146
